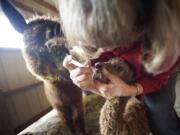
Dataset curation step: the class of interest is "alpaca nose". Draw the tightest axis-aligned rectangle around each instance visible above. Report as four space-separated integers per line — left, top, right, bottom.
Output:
95 63 103 69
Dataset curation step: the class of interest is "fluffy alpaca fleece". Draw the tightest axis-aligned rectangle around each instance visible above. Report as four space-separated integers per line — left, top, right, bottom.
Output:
93 57 150 135
22 17 86 135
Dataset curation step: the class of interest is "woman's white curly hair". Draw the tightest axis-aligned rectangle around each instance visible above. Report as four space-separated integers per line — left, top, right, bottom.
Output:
57 0 180 74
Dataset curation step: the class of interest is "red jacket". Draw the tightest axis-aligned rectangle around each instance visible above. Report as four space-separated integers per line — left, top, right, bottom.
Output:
91 42 179 96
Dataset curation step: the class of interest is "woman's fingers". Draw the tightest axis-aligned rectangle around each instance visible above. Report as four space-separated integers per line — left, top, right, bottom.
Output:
73 74 92 83
70 67 92 79
63 55 77 70
84 60 92 67
102 68 122 83
73 78 96 91
95 80 110 97
75 81 91 89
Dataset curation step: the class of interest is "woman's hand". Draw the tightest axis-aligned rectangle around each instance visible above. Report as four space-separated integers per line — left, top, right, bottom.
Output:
96 68 144 97
63 55 143 98
63 55 100 95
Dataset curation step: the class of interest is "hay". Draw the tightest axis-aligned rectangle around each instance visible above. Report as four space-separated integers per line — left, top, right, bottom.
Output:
19 94 105 135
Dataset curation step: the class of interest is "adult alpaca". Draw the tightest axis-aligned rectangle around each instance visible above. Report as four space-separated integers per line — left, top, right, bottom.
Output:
22 18 86 135
1 1 86 134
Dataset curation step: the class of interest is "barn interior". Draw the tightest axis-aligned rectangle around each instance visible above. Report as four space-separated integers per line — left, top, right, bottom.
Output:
0 0 180 135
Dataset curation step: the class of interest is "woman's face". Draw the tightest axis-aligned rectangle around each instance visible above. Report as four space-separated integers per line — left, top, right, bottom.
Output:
81 46 114 59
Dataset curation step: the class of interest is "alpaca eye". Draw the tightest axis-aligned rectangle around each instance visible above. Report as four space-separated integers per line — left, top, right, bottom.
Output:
46 28 54 39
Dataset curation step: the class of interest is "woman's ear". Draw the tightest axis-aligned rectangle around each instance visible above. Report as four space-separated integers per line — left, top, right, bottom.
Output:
0 0 27 33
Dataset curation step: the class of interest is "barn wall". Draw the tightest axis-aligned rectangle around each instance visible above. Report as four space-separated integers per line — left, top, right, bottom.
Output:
0 48 38 91
0 48 51 134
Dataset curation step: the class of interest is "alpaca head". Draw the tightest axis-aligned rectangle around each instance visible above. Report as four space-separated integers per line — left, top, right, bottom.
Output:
93 57 135 84
23 18 70 81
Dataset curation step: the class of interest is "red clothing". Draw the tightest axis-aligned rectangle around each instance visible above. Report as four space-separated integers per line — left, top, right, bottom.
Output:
91 42 178 96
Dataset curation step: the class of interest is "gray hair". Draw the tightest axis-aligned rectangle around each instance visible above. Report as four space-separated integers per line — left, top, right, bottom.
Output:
58 0 180 74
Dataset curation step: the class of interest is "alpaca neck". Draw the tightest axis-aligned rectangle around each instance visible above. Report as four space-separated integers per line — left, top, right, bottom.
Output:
108 96 130 117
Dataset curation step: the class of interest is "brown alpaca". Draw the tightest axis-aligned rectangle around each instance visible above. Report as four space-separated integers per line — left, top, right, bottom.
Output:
22 18 86 135
93 57 150 135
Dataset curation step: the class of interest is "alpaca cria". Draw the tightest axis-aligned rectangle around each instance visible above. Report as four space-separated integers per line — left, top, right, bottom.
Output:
93 57 150 135
22 18 86 135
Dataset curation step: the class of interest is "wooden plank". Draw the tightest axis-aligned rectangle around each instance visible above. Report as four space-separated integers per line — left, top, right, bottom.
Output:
15 107 52 134
3 82 48 134
4 82 42 97
37 85 50 110
20 9 34 19
16 52 39 86
32 0 58 13
11 92 32 125
0 48 20 52
0 49 40 91
0 51 21 90
24 89 42 117
0 53 9 90
5 97 20 129
12 0 43 15
0 91 15 135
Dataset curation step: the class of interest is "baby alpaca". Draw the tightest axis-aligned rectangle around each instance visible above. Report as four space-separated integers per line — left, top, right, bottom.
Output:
22 18 86 135
93 57 150 135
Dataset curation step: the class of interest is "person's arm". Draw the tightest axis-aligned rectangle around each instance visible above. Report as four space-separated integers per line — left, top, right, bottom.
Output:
137 71 171 95
137 55 180 96
95 68 144 97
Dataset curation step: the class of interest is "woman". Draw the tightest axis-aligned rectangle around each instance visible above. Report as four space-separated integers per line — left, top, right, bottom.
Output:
59 0 180 134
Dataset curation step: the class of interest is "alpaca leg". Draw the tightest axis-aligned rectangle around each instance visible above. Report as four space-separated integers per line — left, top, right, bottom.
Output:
61 107 78 134
61 104 86 135
75 103 86 135
44 82 86 135
55 97 86 135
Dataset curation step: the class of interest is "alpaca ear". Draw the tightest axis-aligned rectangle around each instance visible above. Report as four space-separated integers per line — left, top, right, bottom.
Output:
0 0 27 33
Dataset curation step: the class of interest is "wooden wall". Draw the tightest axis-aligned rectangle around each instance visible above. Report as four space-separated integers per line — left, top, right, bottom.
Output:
0 48 51 134
0 48 38 91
